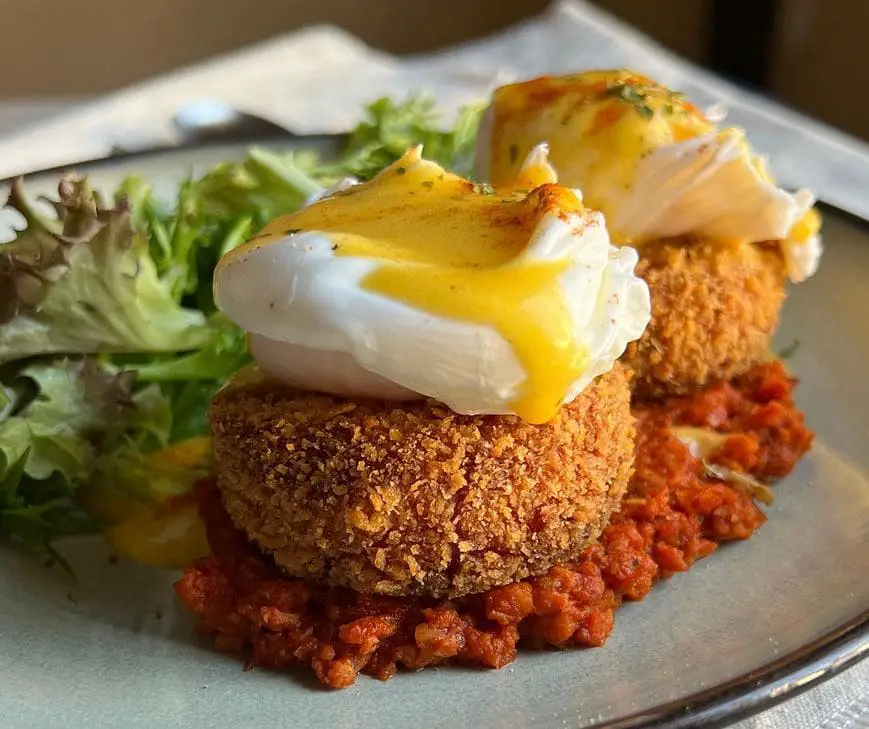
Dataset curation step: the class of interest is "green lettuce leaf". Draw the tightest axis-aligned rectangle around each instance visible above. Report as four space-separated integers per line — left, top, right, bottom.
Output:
117 149 322 316
132 317 250 383
90 438 211 513
195 147 322 219
325 95 488 180
159 380 219 444
124 315 251 443
0 358 172 561
0 177 211 365
0 388 9 419
0 360 153 482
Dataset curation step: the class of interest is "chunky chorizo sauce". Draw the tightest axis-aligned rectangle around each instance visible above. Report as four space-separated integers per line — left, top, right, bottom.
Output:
175 362 813 688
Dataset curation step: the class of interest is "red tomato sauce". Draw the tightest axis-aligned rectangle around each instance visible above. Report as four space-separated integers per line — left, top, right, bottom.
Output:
175 361 813 688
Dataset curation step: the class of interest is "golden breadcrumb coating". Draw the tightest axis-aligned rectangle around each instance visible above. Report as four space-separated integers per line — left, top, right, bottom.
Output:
210 365 634 599
624 238 786 399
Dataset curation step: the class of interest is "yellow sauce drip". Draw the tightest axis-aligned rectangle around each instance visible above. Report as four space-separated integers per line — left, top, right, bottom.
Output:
79 437 213 569
228 150 591 423
511 150 559 190
105 495 210 569
366 259 584 424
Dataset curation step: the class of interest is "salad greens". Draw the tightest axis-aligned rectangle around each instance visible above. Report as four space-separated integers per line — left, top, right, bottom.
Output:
322 96 487 180
0 178 211 365
0 95 486 560
0 359 170 568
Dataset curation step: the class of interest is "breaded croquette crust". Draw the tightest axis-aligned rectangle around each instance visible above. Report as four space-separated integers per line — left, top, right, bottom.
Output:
210 365 634 598
624 239 786 399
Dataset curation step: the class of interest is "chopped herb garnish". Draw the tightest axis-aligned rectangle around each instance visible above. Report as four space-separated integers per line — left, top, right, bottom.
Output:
396 166 407 175
421 180 434 189
608 82 646 104
472 182 495 195
607 82 655 119
285 228 301 235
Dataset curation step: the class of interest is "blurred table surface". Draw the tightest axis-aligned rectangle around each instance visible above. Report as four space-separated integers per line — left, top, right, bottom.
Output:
0 98 866 729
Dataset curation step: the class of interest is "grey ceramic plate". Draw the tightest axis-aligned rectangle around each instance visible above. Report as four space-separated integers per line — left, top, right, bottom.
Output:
1 146 867 729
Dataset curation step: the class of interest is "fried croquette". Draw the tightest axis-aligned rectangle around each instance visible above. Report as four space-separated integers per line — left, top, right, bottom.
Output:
623 238 786 399
209 364 634 599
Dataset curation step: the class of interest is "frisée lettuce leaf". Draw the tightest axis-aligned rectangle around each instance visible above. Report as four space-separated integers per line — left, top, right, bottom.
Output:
0 178 211 365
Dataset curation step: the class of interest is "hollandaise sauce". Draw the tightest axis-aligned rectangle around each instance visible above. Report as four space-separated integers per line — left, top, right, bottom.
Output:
230 151 591 424
486 70 714 233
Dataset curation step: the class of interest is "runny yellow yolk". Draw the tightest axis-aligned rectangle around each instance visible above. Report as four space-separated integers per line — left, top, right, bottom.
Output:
228 149 591 423
790 207 822 244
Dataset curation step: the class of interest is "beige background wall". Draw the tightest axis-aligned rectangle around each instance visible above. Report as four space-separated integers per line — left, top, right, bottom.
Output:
0 0 862 139
0 0 548 96
770 0 868 139
0 0 705 97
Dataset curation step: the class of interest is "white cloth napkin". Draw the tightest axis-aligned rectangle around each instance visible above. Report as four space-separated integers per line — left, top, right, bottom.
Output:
734 660 868 729
0 5 865 723
1 0 869 223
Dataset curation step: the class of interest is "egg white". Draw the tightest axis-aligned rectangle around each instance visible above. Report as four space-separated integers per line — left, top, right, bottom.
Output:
476 119 822 283
214 185 650 415
608 132 811 238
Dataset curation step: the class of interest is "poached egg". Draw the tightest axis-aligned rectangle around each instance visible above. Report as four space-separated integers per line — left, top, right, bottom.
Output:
214 146 650 424
477 70 822 283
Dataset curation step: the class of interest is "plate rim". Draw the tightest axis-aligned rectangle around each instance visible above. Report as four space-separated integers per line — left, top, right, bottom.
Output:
587 608 868 729
5 149 868 729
